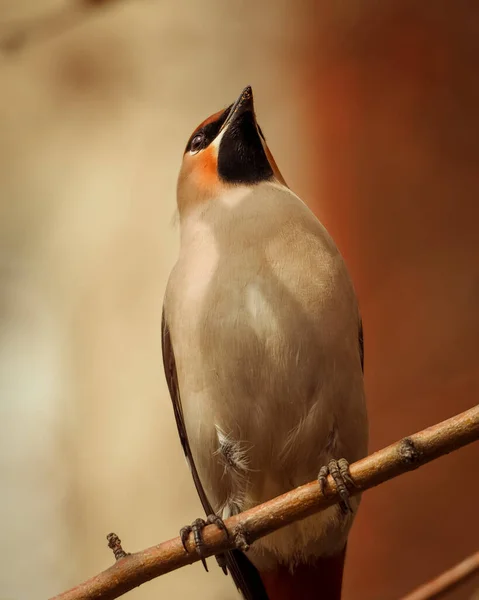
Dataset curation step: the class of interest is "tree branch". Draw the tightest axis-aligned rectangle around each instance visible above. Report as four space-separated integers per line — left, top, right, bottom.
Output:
50 404 479 600
400 550 479 600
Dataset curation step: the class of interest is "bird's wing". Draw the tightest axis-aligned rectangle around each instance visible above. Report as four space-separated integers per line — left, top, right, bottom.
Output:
161 309 269 600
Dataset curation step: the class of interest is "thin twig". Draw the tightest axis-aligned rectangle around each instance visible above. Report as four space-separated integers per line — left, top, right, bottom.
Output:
400 550 479 600
50 404 479 600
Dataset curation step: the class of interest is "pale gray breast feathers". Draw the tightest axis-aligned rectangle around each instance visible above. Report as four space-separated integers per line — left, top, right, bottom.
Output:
165 182 367 520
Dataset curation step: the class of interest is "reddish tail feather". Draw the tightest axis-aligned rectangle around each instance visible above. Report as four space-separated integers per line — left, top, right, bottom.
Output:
258 546 346 600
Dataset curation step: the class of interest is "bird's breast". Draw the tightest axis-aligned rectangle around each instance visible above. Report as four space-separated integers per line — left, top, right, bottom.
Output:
167 215 352 468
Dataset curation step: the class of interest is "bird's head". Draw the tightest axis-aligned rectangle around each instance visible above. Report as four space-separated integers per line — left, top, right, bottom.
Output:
177 86 287 215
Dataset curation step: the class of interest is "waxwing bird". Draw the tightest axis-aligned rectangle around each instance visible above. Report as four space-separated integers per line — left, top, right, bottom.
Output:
162 86 368 600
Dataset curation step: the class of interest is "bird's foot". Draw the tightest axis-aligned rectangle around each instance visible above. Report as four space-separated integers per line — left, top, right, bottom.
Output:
180 514 229 572
318 458 356 514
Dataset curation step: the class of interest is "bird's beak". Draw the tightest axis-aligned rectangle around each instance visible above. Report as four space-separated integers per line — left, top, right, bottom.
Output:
219 86 255 134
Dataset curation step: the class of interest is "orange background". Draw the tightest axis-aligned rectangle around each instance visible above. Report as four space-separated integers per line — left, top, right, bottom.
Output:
301 3 479 598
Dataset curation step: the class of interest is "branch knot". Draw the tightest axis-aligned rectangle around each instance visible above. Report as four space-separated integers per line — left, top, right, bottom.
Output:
398 437 422 468
107 533 129 561
233 523 250 552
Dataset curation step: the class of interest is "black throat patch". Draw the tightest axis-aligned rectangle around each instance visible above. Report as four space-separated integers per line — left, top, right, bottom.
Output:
218 111 274 185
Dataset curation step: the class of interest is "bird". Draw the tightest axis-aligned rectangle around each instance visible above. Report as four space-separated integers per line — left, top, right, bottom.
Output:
162 85 368 600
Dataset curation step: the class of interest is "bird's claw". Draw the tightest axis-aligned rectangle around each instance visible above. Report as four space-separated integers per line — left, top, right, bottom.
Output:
318 458 356 514
179 514 229 572
215 551 228 575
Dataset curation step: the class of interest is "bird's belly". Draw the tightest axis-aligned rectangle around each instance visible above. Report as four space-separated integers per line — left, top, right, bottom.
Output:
176 271 359 506
180 293 362 564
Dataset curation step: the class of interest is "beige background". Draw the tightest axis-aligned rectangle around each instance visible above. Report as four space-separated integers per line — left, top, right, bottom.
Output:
0 2 478 600
0 3 307 599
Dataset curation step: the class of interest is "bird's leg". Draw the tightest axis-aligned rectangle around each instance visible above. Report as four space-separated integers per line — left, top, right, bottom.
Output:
318 458 356 514
180 514 229 572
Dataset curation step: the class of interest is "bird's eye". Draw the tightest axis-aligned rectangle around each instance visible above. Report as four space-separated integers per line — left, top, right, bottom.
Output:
190 133 205 154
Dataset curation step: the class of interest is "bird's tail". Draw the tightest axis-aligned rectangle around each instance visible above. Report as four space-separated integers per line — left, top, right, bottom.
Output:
258 546 347 600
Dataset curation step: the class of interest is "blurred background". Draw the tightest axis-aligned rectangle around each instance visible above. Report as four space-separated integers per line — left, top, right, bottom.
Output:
0 1 478 599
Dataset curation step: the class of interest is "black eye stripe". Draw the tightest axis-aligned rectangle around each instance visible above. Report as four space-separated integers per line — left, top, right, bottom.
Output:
184 104 233 154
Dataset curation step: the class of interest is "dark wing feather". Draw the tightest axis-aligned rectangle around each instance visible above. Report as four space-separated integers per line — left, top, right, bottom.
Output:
161 310 269 600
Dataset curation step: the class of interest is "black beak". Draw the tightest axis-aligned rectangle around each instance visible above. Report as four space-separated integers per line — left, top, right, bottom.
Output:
219 86 254 134
217 86 274 185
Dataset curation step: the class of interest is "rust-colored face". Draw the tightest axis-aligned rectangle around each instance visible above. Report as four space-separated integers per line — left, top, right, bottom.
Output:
177 86 287 213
